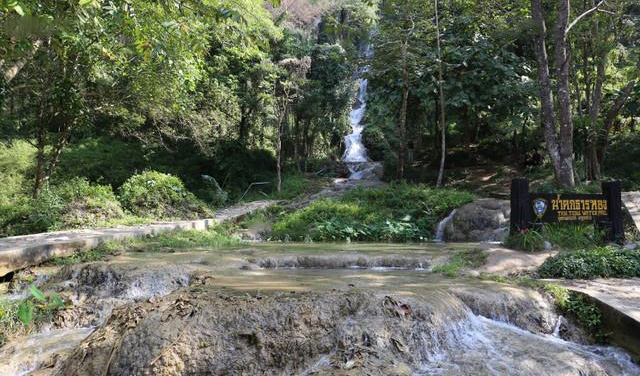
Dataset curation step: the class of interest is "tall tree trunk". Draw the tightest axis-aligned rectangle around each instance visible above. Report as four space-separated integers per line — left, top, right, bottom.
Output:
554 0 576 187
45 123 73 182
397 41 409 181
532 0 575 187
435 0 446 187
586 41 607 180
531 0 561 180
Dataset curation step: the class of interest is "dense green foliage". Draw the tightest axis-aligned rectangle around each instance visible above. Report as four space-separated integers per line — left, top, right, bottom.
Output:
538 247 640 279
118 171 211 219
271 185 474 241
0 0 638 236
604 134 640 190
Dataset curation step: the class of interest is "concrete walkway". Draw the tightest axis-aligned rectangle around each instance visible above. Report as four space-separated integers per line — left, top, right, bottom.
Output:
622 192 640 231
0 200 276 276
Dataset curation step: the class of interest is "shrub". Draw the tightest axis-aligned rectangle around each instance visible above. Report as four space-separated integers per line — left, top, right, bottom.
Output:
36 178 125 231
275 174 313 200
544 284 607 343
1 178 126 235
538 247 640 279
118 171 211 218
271 184 474 242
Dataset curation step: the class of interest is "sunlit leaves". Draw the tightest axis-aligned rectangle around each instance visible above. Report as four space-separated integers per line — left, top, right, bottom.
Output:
79 0 101 7
17 300 33 325
1 0 24 15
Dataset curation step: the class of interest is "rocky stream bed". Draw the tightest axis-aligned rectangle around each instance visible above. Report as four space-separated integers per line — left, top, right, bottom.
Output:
1 243 639 376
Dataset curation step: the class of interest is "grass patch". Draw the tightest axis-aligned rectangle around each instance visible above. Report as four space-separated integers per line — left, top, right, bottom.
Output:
47 225 244 266
135 226 243 251
538 246 640 279
0 298 23 346
271 184 474 242
0 290 65 346
432 249 487 277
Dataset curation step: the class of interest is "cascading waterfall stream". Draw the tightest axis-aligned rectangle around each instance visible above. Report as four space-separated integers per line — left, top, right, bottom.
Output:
343 78 370 165
342 50 381 180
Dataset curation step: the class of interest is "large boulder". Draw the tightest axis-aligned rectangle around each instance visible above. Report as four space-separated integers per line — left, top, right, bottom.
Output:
443 198 510 242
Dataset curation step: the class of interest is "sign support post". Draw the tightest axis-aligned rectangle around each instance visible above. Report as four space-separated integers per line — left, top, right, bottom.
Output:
510 178 529 232
602 181 624 243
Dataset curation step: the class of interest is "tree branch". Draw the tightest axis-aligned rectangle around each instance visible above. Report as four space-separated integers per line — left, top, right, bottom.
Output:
3 39 44 84
566 0 607 34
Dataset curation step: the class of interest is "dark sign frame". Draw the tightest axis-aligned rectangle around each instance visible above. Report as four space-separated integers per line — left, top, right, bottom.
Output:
510 178 624 243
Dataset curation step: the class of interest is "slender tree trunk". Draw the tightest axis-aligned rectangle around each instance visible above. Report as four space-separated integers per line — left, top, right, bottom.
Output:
45 123 73 181
238 107 251 145
586 49 607 179
397 41 409 181
276 117 283 193
435 0 446 187
33 120 47 199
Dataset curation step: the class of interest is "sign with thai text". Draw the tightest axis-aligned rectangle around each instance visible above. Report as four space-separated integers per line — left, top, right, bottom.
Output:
510 178 624 243
529 194 609 223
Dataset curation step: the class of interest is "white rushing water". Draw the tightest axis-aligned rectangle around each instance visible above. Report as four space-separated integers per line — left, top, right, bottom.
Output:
342 77 382 180
417 313 640 376
434 209 457 242
343 77 370 165
0 327 94 376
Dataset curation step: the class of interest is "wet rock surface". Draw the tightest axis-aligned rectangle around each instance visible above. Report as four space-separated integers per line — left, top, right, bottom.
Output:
248 254 432 270
53 287 638 376
443 199 510 242
47 262 193 329
2 243 640 376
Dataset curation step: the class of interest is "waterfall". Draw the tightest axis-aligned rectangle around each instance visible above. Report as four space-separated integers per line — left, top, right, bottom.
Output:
434 209 457 242
342 78 370 165
342 75 382 180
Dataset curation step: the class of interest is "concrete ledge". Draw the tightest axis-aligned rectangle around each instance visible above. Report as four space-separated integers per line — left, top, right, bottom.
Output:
0 200 276 276
549 278 640 361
